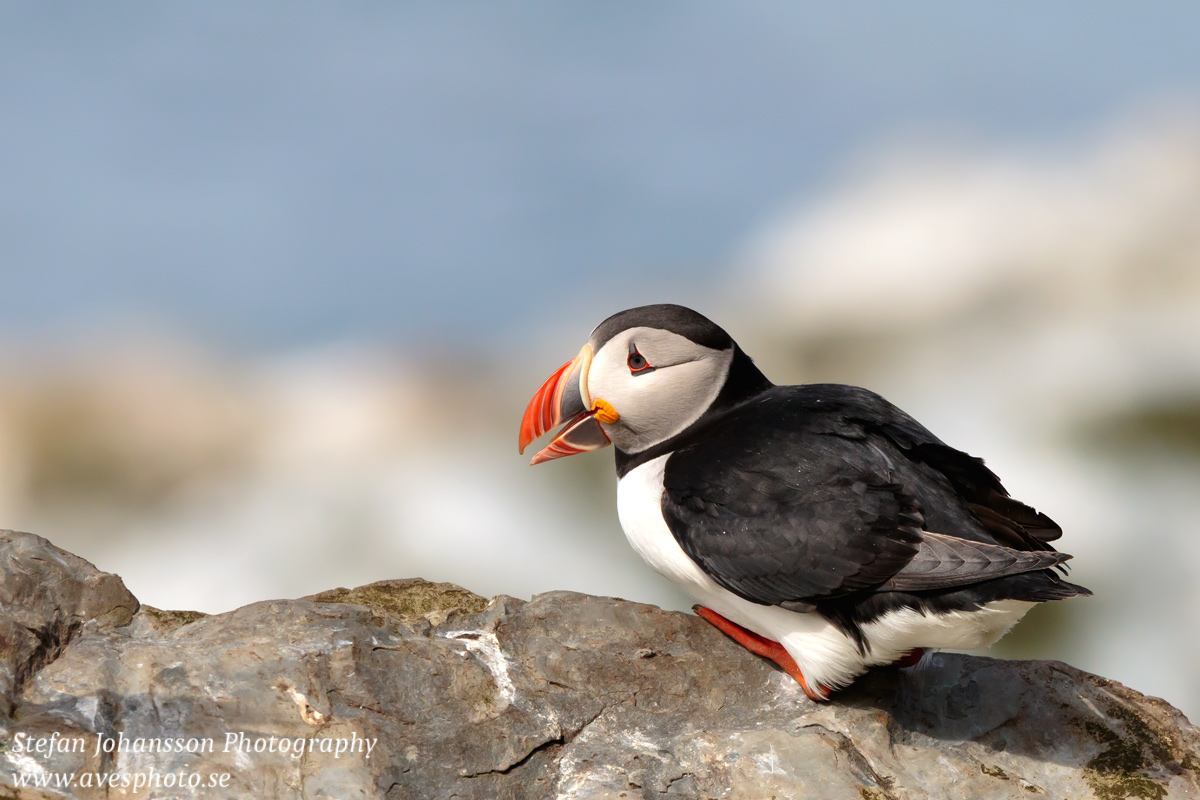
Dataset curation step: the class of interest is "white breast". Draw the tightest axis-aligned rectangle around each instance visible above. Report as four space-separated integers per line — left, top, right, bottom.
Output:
616 455 719 598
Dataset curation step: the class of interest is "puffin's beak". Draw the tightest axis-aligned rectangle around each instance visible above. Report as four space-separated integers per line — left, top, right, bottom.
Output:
518 344 612 465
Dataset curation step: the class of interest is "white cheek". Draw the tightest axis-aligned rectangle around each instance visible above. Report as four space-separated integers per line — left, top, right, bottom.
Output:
590 352 731 453
586 347 630 405
616 360 717 422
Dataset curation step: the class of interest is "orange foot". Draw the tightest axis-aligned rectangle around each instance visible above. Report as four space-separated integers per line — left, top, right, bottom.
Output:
693 605 830 701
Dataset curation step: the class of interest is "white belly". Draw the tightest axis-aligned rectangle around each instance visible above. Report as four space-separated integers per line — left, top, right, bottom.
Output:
615 454 1033 690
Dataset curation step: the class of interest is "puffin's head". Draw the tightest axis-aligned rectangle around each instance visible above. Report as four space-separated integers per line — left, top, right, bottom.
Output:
519 304 766 464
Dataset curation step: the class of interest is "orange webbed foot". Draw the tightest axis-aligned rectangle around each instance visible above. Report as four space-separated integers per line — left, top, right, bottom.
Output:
693 605 830 701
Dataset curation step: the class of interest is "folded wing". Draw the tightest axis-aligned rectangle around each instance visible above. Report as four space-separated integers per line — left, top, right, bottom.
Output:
659 385 1076 611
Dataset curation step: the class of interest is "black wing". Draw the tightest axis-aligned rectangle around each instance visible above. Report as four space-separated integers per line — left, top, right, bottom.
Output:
660 384 1070 610
827 384 1063 550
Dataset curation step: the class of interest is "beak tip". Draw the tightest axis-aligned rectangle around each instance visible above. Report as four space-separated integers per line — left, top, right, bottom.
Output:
518 422 540 455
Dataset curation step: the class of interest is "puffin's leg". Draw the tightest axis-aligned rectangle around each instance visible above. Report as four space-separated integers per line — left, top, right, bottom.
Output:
693 605 830 701
892 648 926 668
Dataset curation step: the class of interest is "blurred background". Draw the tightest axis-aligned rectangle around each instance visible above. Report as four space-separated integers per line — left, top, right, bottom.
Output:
2 4 1199 718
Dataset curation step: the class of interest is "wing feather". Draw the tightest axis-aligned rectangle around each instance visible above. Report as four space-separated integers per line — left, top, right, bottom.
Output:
878 531 1071 592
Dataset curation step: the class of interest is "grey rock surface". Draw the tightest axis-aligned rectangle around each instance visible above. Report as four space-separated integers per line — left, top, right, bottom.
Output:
1 529 1197 799
0 530 138 721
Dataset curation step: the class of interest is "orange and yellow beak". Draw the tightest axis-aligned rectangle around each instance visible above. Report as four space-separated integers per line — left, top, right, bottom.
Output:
518 344 614 465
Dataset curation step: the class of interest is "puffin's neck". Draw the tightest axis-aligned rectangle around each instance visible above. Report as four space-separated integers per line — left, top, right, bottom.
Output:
614 345 772 478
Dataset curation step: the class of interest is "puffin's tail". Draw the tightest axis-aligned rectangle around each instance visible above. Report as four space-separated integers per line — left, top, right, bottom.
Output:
1007 569 1092 601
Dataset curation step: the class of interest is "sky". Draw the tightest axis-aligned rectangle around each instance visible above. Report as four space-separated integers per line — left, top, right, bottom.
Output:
2 3 1199 350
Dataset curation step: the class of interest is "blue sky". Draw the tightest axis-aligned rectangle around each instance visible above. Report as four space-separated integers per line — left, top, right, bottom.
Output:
3 3 1198 349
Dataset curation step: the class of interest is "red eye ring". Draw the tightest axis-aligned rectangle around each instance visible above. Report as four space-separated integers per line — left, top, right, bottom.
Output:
627 346 653 374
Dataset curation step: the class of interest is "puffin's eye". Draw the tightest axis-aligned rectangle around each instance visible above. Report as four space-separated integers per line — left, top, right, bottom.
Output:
627 345 653 374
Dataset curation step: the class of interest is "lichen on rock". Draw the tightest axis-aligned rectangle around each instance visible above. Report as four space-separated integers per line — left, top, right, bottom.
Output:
305 577 488 625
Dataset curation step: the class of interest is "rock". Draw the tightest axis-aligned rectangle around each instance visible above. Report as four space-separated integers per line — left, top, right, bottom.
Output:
0 530 138 719
1 530 1197 799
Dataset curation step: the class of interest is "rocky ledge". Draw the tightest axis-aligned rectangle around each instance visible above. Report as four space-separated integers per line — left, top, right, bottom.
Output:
1 530 1197 800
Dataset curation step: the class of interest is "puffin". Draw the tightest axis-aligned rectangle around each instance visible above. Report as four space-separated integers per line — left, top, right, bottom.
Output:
518 304 1090 700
